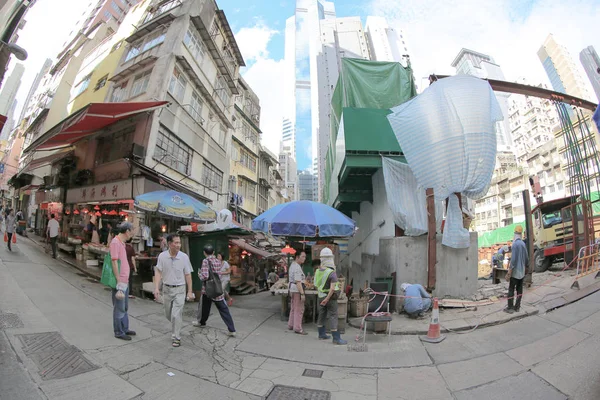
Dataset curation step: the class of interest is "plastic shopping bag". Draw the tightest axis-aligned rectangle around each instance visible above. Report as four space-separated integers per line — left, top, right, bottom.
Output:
100 254 120 289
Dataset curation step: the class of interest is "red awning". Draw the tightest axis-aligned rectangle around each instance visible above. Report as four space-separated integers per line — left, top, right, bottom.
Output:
0 114 7 132
24 101 169 153
22 148 73 173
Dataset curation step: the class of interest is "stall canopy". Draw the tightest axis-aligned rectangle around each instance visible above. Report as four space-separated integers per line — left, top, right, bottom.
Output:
230 238 272 258
24 101 169 153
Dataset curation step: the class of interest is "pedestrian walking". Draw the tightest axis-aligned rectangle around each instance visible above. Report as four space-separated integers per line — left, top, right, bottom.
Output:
505 225 528 314
5 209 16 251
314 248 347 344
193 245 236 336
46 213 60 259
126 239 137 298
153 234 193 347
217 253 233 306
267 269 278 290
110 222 136 341
288 250 308 335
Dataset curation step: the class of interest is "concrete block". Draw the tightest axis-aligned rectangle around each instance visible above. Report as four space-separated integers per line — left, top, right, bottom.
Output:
454 371 566 400
378 367 453 400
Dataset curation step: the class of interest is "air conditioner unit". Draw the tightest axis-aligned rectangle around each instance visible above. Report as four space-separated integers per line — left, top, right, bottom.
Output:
131 143 145 160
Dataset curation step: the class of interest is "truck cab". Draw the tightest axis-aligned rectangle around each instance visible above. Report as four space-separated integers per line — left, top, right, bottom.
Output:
532 196 583 272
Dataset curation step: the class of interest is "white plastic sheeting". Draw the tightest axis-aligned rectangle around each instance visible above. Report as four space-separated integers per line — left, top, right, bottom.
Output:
387 75 502 248
381 157 444 236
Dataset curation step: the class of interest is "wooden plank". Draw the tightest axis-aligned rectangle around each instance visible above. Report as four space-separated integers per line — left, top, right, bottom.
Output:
426 188 436 291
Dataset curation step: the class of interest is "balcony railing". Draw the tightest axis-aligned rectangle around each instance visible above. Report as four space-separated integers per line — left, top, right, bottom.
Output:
143 0 181 24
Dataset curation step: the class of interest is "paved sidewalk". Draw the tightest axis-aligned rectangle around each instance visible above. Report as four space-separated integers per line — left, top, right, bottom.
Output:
3 236 600 399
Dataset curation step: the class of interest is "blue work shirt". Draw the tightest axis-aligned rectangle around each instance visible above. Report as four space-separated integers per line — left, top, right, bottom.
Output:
403 284 431 314
510 238 528 280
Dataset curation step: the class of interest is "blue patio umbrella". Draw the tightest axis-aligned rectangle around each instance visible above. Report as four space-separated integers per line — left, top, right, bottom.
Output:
251 200 356 237
134 190 216 221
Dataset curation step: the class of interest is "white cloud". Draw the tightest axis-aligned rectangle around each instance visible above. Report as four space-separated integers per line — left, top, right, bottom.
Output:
237 23 286 156
368 0 600 101
235 22 278 64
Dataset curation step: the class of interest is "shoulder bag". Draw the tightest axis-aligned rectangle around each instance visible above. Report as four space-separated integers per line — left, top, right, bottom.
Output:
204 258 224 299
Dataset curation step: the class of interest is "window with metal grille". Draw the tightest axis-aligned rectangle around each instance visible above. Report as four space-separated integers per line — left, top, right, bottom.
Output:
214 75 231 106
130 70 151 98
183 26 206 63
94 75 108 91
74 74 92 97
110 81 127 102
168 67 187 102
154 129 192 175
96 127 134 165
188 90 203 124
239 147 256 172
202 162 223 189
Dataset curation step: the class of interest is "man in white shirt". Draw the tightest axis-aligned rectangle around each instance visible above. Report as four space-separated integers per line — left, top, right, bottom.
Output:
46 213 60 259
154 234 193 347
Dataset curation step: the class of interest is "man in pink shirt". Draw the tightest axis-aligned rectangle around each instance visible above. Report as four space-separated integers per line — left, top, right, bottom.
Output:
110 222 135 340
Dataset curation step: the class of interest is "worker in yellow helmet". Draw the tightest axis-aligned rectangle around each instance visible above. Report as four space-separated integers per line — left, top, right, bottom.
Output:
314 247 347 345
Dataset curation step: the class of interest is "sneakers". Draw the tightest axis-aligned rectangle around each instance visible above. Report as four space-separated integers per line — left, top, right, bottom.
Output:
228 331 236 337
192 321 206 327
125 330 136 336
115 334 132 341
504 307 515 314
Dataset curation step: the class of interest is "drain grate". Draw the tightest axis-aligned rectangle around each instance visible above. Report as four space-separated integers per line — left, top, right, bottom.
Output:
0 312 24 329
18 332 71 354
17 332 98 380
267 385 331 400
302 368 324 378
30 346 98 380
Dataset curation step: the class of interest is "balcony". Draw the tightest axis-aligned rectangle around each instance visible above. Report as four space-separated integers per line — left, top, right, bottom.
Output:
110 45 160 82
190 10 244 95
126 0 182 43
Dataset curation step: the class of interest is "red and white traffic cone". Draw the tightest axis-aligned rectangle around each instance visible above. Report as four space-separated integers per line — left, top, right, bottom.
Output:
420 298 445 343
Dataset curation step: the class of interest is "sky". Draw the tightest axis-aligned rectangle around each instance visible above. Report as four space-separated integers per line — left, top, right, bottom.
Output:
7 0 600 158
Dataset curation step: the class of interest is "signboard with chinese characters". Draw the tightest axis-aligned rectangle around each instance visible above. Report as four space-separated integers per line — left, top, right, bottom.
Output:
66 179 135 204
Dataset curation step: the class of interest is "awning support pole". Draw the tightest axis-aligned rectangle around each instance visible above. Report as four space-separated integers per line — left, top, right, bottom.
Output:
426 188 437 291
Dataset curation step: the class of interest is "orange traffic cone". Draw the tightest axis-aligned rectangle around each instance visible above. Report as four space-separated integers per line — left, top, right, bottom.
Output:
420 298 446 343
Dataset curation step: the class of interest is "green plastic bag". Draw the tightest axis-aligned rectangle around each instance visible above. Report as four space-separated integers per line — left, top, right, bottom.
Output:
101 253 120 289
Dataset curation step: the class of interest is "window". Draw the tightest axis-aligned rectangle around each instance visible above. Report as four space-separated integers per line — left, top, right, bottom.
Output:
96 127 133 165
238 178 256 201
111 1 123 16
168 67 187 102
217 124 227 147
104 10 112 21
111 40 123 53
74 73 91 97
124 41 141 61
557 181 563 190
239 148 257 172
110 81 127 102
183 27 206 63
240 121 258 145
154 129 192 175
142 31 165 52
188 90 203 123
130 70 151 98
94 75 108 91
215 75 231 106
202 162 223 189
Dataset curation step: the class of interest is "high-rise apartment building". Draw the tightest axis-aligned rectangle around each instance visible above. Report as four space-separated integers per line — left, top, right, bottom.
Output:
508 78 559 161
580 46 600 102
282 0 408 201
537 34 591 101
451 48 512 152
0 63 24 140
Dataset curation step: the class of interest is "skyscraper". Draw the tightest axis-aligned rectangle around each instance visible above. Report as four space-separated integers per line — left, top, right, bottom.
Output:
451 48 512 152
580 46 600 102
0 63 24 140
365 16 410 64
537 34 591 101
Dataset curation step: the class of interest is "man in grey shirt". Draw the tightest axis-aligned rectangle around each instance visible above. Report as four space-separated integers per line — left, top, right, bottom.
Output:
154 234 193 347
505 225 528 314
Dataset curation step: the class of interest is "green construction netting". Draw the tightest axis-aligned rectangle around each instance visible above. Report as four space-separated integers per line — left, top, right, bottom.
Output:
324 58 416 203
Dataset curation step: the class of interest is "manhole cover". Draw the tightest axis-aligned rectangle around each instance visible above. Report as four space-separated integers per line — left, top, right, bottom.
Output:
30 347 98 380
0 312 24 329
17 332 98 380
267 385 330 400
18 332 71 355
302 368 324 378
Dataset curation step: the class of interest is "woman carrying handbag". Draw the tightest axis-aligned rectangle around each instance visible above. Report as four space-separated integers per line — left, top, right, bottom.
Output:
193 244 236 336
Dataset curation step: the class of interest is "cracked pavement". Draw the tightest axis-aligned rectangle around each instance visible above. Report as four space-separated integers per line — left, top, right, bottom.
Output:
2 237 600 399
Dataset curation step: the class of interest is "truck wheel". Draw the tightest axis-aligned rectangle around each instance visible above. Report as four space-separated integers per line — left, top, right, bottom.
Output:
534 249 551 272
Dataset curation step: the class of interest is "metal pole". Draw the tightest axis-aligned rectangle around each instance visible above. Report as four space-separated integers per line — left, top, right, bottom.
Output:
426 188 436 291
522 189 534 287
